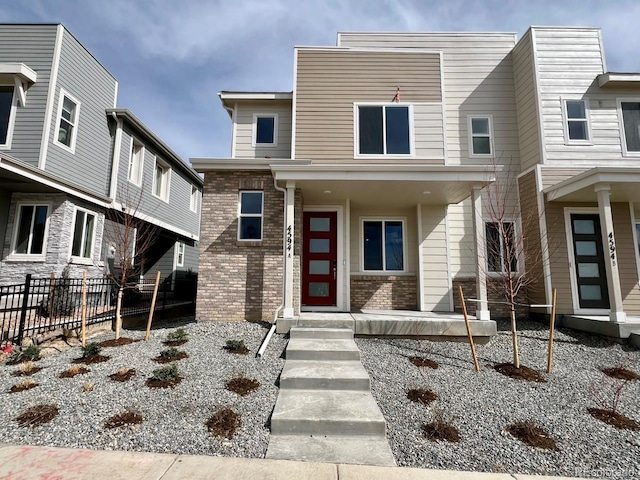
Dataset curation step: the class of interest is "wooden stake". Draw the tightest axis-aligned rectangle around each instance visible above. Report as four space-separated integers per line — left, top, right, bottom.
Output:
459 285 480 372
546 288 557 374
145 271 162 341
81 271 88 347
48 272 56 327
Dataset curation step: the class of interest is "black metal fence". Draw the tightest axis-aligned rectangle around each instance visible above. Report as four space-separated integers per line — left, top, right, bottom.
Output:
0 274 196 347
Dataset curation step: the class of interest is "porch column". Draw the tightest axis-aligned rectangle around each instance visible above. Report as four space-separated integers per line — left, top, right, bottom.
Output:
283 181 296 318
472 186 490 320
595 184 626 323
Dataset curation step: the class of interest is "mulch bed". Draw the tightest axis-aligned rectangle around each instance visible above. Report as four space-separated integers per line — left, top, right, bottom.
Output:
109 369 136 382
15 404 59 427
226 377 260 396
99 338 139 348
587 408 640 431
407 388 438 405
153 352 189 364
146 377 183 389
12 367 43 377
59 367 90 378
9 381 39 393
73 355 110 365
423 418 461 443
494 363 547 383
104 410 144 429
223 346 250 355
163 340 188 347
409 356 439 369
601 367 640 381
6 356 40 366
505 421 559 450
206 408 241 439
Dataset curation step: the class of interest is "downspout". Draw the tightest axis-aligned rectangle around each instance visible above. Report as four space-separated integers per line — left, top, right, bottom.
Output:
256 176 287 358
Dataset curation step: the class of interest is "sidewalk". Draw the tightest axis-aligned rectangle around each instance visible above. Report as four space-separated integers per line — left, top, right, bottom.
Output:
0 444 585 480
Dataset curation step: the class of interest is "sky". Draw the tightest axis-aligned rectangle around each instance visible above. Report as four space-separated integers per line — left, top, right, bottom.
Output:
2 0 640 165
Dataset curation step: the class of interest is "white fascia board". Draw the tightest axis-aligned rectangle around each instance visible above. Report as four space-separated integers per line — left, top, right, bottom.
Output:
598 73 640 87
0 63 37 83
544 167 640 201
218 92 293 101
190 157 310 172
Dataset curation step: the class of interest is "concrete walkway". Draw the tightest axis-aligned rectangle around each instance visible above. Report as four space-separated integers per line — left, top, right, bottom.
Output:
0 444 586 479
266 326 395 465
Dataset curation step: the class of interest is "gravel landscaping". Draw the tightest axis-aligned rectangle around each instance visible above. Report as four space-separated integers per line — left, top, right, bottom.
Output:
356 319 640 479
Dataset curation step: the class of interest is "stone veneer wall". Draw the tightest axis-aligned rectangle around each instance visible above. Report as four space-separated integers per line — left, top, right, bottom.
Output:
0 193 105 285
350 275 417 310
196 171 301 322
453 278 528 319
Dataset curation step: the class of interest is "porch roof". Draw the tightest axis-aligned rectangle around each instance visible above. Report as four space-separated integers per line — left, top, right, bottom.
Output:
544 167 640 203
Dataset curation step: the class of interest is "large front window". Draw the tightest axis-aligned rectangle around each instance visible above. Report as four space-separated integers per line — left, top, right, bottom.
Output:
12 204 49 256
362 219 405 271
71 208 95 259
621 101 640 154
358 105 410 155
0 85 15 146
238 191 263 241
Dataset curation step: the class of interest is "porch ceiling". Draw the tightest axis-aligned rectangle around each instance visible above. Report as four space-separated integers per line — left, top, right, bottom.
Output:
544 167 640 203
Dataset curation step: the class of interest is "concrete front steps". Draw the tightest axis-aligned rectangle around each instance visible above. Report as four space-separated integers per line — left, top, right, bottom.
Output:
266 327 395 467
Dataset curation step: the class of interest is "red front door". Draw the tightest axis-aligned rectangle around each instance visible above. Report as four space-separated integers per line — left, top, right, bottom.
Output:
302 212 337 306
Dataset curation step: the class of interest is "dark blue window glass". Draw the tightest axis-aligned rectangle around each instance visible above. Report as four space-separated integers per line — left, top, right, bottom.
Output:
256 117 275 144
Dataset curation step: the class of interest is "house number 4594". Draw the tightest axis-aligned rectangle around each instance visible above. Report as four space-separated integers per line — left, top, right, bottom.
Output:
608 232 616 266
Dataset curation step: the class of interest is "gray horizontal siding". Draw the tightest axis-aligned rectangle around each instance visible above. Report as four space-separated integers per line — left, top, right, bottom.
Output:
0 24 58 166
182 243 199 272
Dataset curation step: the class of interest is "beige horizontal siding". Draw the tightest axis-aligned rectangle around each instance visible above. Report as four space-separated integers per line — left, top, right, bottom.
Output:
234 101 292 159
517 171 545 305
614 204 640 314
539 167 589 189
420 205 450 310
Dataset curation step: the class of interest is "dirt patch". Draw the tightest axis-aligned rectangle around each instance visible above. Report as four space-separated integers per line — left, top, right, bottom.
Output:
223 346 249 355
59 367 90 378
226 377 260 397
9 381 39 393
99 338 139 348
16 404 59 427
494 363 546 383
104 410 144 429
601 367 640 381
588 408 640 431
206 408 241 439
73 355 110 365
423 418 461 443
109 368 136 382
407 388 438 405
146 377 183 389
505 421 559 450
409 356 439 369
163 340 188 347
12 367 43 377
153 351 188 364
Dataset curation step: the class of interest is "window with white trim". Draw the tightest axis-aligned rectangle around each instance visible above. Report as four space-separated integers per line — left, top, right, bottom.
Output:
190 185 198 212
128 139 144 185
468 116 493 156
0 85 16 148
564 99 590 142
238 191 263 241
71 208 96 259
153 158 170 201
486 222 518 273
253 114 278 146
621 101 640 154
176 241 185 267
11 204 49 256
362 219 405 272
55 90 80 152
357 105 411 155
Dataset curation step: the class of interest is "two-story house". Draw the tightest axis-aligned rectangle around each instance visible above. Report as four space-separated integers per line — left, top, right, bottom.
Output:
0 24 202 288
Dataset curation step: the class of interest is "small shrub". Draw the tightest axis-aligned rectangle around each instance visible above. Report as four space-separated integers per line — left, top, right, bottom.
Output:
226 377 260 397
8 345 41 364
423 408 460 443
224 339 249 354
59 366 90 378
83 382 94 393
9 379 39 393
147 364 182 388
13 361 42 377
206 408 241 439
154 348 188 364
15 404 58 427
166 328 189 343
109 368 136 382
104 409 143 429
159 347 179 358
494 363 546 383
505 421 559 450
82 343 102 358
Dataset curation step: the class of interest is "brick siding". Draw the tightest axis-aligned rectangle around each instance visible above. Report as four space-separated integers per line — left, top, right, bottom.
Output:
350 275 417 310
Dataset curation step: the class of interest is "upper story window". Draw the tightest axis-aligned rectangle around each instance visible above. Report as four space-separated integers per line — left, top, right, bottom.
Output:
563 99 590 143
0 85 16 148
55 89 80 153
468 116 493 156
362 219 405 272
128 139 144 186
238 191 263 241
253 114 278 146
620 101 640 155
190 185 198 212
11 204 49 259
70 208 96 260
357 105 411 156
486 222 518 273
153 158 171 202
176 241 185 267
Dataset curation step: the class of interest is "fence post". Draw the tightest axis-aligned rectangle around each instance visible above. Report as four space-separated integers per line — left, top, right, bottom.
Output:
48 272 56 327
17 274 32 345
81 271 88 347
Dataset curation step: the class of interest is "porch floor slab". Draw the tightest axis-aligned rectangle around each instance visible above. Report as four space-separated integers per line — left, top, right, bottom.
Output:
563 315 640 339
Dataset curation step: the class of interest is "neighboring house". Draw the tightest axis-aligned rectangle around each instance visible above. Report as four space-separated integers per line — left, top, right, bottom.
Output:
193 26 640 339
0 24 202 288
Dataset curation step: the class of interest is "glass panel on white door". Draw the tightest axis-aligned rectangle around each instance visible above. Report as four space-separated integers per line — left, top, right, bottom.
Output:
575 241 597 256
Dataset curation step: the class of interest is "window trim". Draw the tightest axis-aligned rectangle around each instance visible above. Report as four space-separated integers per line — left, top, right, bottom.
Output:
485 221 519 275
175 241 185 267
0 83 17 150
252 113 278 147
237 190 264 242
53 88 80 154
562 98 592 145
190 185 198 212
152 156 171 203
9 202 51 261
127 137 145 186
354 103 414 158
467 115 494 158
618 98 640 157
69 206 97 263
359 217 407 273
